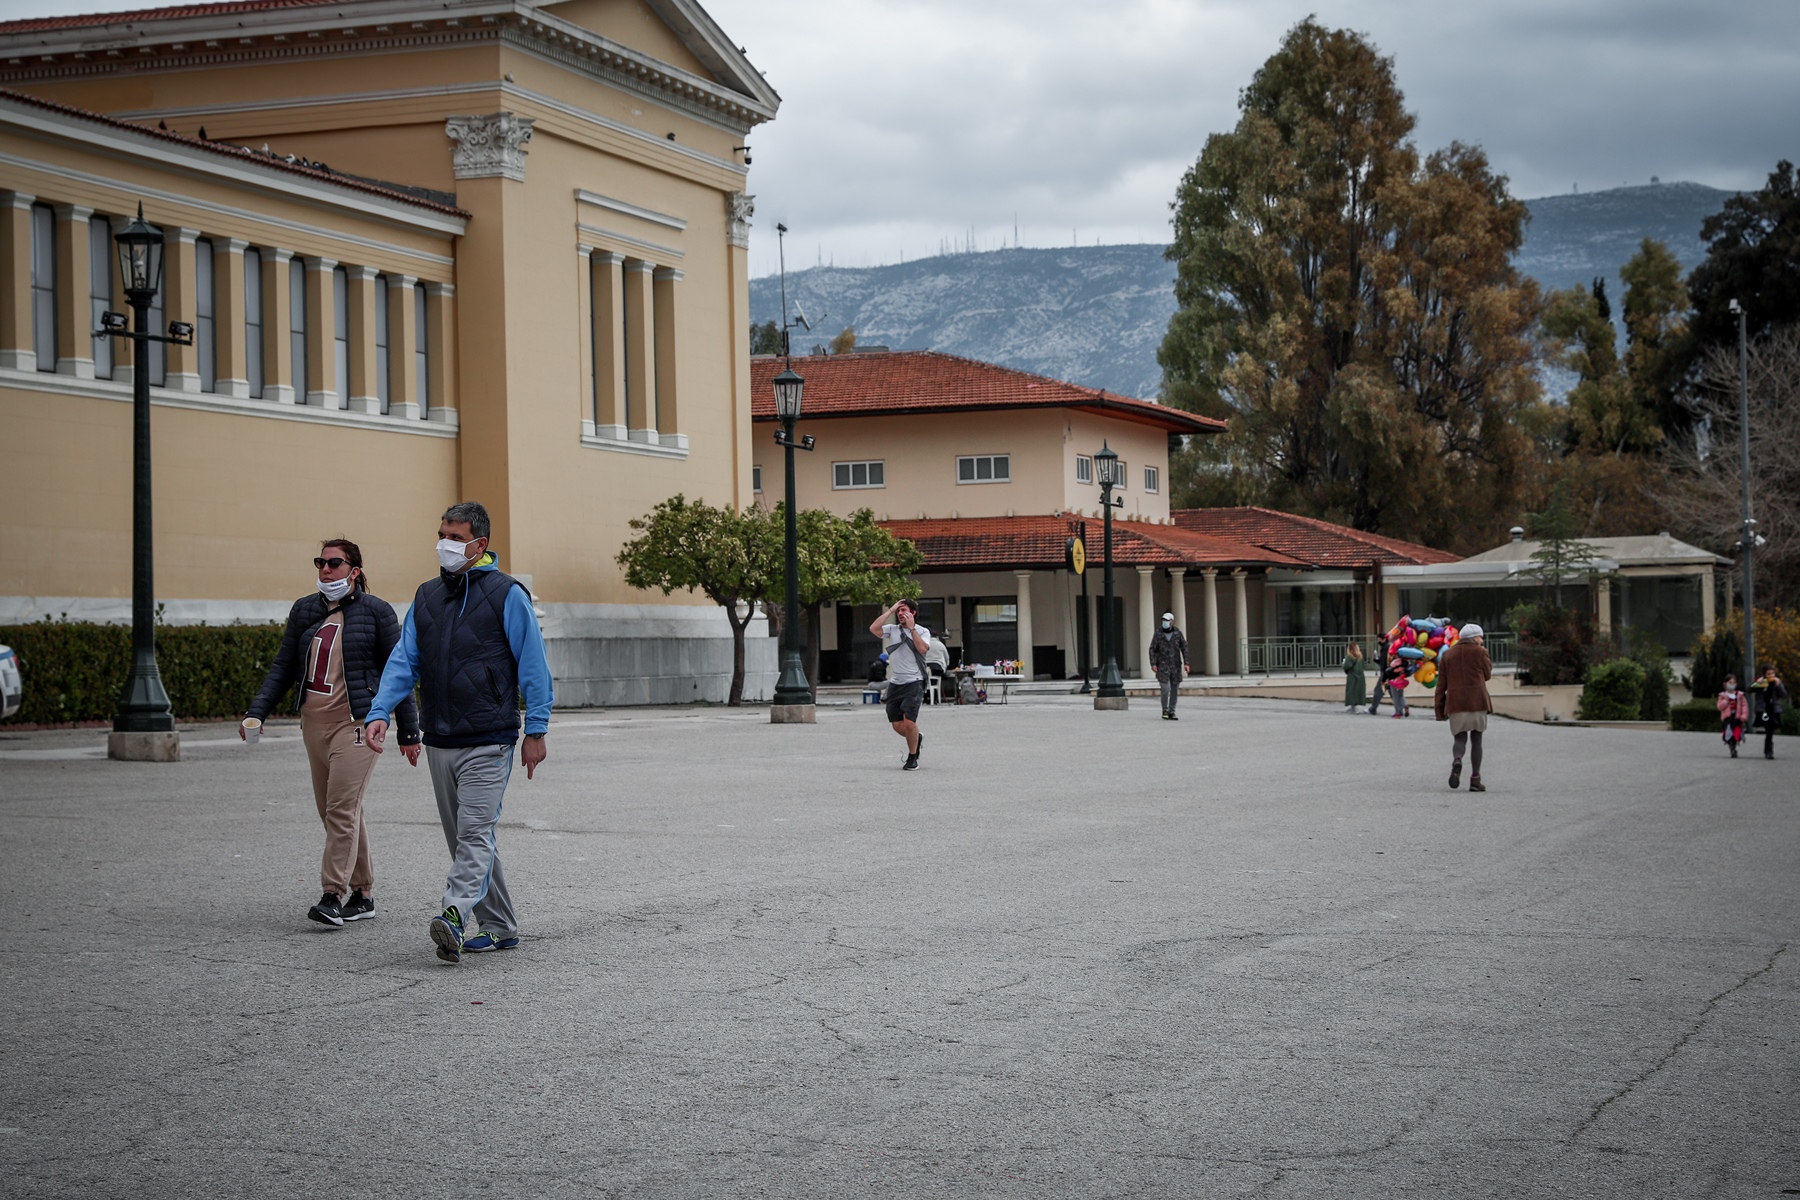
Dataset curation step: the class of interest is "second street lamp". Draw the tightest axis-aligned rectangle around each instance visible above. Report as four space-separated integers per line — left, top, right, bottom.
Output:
1094 441 1128 710
103 204 193 761
770 365 817 722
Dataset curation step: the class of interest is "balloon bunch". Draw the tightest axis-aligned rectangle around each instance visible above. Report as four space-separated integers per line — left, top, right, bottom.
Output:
1384 614 1459 689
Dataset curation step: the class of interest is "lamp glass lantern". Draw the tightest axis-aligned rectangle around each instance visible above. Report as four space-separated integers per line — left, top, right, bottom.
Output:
1095 441 1121 487
772 367 804 421
114 204 165 303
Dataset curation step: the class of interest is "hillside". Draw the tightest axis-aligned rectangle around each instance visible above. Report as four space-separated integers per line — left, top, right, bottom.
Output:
749 181 1736 399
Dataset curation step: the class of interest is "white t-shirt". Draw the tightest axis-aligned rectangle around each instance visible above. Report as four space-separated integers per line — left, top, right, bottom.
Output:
883 624 932 684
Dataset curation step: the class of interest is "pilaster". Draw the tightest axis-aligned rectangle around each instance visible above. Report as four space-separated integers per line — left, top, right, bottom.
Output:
304 257 338 408
388 273 420 420
212 238 249 398
590 250 625 438
653 265 682 442
163 228 200 393
345 264 380 414
53 203 95 378
261 248 294 404
0 191 37 371
623 258 655 442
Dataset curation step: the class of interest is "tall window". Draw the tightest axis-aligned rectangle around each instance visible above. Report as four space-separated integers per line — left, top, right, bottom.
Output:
374 273 390 413
753 464 763 493
194 238 215 392
88 216 112 380
1075 454 1092 484
289 261 307 400
1143 465 1159 494
957 454 1011 484
332 265 348 402
413 283 428 415
30 203 55 372
244 249 263 398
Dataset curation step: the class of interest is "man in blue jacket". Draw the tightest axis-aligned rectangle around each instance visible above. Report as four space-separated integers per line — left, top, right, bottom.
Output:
365 501 554 964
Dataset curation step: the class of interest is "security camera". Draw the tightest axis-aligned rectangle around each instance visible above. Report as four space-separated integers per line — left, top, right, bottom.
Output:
1728 298 1743 315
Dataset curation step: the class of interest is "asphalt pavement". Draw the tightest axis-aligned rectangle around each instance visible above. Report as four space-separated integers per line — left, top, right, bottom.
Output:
1 696 1795 1199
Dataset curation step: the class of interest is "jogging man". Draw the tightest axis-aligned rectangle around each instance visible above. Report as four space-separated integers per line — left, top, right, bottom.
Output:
871 598 930 770
365 501 553 963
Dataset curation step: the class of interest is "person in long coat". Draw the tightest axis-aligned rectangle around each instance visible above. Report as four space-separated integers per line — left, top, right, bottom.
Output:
1342 641 1368 712
1434 623 1493 792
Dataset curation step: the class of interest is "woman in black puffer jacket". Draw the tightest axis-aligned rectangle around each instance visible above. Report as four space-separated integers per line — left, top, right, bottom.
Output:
244 539 420 930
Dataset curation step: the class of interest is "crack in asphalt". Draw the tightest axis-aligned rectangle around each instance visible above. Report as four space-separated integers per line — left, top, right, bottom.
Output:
1571 941 1790 1140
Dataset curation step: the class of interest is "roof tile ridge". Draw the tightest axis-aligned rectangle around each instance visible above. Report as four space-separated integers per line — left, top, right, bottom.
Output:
0 87 468 217
0 0 338 35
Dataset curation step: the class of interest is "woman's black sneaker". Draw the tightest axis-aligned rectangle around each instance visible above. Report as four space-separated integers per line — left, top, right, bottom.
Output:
341 891 375 922
307 893 345 928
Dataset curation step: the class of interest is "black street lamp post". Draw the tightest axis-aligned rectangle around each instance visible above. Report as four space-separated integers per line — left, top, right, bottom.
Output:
770 365 816 721
1094 442 1127 709
1729 298 1757 684
101 205 193 760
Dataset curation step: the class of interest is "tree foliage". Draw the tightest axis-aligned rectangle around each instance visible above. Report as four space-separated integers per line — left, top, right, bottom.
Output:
616 495 781 705
1519 482 1610 606
1658 325 1800 609
828 326 857 355
1159 18 1543 553
750 319 783 356
1679 160 1800 426
771 506 924 687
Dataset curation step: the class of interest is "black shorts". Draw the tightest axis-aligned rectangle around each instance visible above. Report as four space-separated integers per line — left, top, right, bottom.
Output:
885 679 923 723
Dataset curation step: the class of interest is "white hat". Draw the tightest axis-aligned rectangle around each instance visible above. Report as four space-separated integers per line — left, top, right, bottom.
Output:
1162 612 1174 621
1460 623 1485 639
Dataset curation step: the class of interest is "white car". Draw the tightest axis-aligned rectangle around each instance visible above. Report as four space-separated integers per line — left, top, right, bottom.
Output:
0 645 20 720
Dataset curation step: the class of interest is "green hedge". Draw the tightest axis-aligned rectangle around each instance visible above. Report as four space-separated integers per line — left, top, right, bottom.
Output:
1 619 288 725
1670 698 1798 735
1578 658 1645 721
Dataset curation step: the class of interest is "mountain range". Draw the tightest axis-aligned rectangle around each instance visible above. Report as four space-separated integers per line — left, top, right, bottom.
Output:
749 181 1736 400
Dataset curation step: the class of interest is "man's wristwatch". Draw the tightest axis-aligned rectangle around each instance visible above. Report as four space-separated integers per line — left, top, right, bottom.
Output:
525 732 545 740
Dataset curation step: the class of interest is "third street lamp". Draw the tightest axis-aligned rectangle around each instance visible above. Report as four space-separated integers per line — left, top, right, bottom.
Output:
770 365 817 722
1094 442 1127 710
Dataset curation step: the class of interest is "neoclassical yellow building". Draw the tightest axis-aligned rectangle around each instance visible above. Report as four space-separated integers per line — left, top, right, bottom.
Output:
0 0 778 703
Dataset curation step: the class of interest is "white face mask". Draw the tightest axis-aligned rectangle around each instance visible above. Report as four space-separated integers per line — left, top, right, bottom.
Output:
317 575 353 601
437 537 476 572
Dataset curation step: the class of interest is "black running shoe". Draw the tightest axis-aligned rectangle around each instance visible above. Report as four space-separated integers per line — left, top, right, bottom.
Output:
903 753 919 771
914 734 924 762
308 893 344 928
341 891 375 922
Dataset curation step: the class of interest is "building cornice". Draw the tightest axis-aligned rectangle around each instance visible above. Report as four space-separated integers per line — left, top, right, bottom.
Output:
0 2 777 130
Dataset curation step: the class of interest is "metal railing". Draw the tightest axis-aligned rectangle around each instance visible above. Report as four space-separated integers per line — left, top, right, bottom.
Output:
1238 633 1517 676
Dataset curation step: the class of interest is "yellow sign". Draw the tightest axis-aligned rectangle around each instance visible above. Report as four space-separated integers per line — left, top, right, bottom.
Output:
1066 535 1086 576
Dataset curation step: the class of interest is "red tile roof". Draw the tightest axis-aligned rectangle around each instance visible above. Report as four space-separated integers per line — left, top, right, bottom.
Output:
751 351 1226 436
0 87 468 217
1172 507 1460 569
879 514 1305 573
0 0 334 35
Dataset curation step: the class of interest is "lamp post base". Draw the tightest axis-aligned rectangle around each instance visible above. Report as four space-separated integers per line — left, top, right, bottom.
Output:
770 703 817 724
1093 695 1130 711
108 730 181 761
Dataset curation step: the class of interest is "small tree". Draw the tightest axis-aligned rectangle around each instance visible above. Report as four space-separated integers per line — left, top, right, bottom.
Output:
828 326 857 355
749 320 783 356
617 495 780 705
773 506 924 687
1520 483 1609 607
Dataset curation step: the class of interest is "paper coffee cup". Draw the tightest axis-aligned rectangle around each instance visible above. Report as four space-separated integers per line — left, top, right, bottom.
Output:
242 717 262 743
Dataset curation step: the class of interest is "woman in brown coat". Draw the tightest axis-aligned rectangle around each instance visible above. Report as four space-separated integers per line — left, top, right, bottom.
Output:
1434 623 1493 792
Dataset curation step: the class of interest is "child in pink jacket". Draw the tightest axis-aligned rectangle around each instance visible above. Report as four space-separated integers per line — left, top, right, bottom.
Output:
1717 675 1749 758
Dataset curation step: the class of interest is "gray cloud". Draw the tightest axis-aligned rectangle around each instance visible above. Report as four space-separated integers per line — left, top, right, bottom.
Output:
3 0 1791 277
711 0 1799 274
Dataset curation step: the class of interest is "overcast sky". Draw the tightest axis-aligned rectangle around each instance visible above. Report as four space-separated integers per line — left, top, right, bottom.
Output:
4 0 1794 277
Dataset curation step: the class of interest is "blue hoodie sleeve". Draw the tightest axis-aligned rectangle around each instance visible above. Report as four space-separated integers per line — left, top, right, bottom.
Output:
504 584 554 735
366 604 421 727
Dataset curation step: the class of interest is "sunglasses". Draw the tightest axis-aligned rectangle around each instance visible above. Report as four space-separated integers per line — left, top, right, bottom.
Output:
314 557 352 570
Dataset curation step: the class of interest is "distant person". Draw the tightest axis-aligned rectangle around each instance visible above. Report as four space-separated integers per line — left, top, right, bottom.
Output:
871 598 930 769
1382 649 1410 719
924 632 950 703
1716 674 1749 758
365 502 553 964
243 539 419 929
1435 623 1493 792
1750 664 1788 760
1149 611 1190 721
1342 640 1368 713
1366 634 1388 714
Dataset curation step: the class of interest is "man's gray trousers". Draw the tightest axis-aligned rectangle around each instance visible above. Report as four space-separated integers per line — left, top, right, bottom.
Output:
426 743 518 937
1157 669 1181 713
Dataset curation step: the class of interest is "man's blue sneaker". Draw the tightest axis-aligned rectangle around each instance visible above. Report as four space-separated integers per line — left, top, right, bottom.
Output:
429 907 464 963
463 931 521 953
